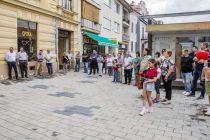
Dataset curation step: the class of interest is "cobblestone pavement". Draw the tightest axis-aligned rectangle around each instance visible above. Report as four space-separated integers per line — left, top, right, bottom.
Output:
0 72 209 140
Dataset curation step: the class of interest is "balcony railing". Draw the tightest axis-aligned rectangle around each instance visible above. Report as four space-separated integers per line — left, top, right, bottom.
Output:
123 16 130 24
122 34 130 42
81 18 101 32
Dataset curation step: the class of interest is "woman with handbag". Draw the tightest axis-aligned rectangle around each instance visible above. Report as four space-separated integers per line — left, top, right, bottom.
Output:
161 50 175 105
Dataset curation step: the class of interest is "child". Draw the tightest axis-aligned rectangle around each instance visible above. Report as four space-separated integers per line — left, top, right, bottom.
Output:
153 61 162 103
201 64 210 116
139 58 157 116
113 59 119 83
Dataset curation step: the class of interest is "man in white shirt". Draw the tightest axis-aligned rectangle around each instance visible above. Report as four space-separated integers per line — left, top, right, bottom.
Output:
17 47 28 78
5 47 19 80
45 49 53 75
67 51 72 71
123 52 133 85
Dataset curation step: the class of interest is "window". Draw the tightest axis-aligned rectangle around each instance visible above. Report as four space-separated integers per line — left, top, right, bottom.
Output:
61 0 72 11
135 42 138 52
131 41 133 52
17 19 37 61
114 22 120 33
113 2 120 14
104 0 111 7
142 27 145 39
103 17 111 30
131 22 134 32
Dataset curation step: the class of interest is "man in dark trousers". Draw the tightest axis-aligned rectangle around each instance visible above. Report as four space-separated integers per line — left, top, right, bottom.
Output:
17 47 28 78
188 42 208 99
5 47 19 80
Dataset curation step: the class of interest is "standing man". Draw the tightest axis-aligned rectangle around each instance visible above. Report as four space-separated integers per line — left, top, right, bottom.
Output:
117 53 123 83
82 49 89 73
189 42 208 99
74 51 81 72
45 49 53 76
123 52 133 85
17 47 28 78
36 50 44 76
5 47 19 80
67 51 72 71
181 49 194 96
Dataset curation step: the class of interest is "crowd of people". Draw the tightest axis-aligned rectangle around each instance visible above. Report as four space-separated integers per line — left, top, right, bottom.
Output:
4 42 210 116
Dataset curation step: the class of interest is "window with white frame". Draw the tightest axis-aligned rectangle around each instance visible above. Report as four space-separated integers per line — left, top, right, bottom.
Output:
104 0 111 7
131 22 134 32
103 17 111 30
61 0 72 11
114 22 120 33
113 2 120 14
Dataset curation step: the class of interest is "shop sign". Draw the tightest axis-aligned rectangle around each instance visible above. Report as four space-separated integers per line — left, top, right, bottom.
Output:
83 35 97 44
22 31 32 37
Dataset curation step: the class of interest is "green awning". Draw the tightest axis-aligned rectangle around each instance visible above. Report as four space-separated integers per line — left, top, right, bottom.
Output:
83 32 118 48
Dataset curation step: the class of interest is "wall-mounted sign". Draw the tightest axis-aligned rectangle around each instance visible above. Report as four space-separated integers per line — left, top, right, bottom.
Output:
83 35 97 44
22 31 32 37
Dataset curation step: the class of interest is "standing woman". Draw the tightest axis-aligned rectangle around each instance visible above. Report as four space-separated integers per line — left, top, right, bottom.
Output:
161 50 175 105
74 51 81 72
133 52 141 86
62 52 69 74
97 53 104 77
107 54 114 78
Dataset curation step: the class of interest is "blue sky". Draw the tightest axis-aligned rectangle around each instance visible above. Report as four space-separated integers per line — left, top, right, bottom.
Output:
126 0 210 23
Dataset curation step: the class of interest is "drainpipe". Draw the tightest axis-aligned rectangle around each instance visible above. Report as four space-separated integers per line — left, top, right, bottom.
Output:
148 19 153 55
55 18 59 72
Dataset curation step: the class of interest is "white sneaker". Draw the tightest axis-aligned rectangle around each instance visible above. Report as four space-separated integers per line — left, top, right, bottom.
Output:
148 107 153 113
140 108 147 116
182 91 186 95
185 92 191 96
205 108 210 116
163 100 171 105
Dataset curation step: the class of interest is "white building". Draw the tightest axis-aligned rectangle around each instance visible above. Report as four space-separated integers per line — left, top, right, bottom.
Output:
129 1 149 56
100 0 132 54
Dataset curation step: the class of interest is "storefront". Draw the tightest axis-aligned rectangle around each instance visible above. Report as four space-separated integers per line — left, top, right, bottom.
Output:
17 19 37 70
147 22 210 78
118 42 128 54
82 32 117 55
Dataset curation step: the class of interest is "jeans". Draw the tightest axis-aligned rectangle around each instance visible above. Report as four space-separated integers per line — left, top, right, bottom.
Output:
75 60 80 72
19 61 28 78
113 71 119 82
162 76 172 100
191 69 204 96
107 66 113 76
83 62 88 73
182 72 192 93
63 63 68 74
124 69 132 84
155 79 161 94
8 62 18 79
46 63 53 75
98 63 103 76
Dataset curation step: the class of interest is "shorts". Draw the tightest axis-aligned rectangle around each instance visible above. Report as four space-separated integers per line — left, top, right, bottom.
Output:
205 81 210 95
143 81 155 92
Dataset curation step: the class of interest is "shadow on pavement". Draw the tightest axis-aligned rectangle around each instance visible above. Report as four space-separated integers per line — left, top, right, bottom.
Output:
54 105 101 116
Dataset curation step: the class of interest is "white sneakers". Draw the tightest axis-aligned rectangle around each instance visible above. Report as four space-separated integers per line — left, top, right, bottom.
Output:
183 91 191 96
140 107 153 116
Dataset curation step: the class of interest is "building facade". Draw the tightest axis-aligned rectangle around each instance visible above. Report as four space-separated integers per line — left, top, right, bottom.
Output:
0 0 79 78
129 1 148 57
100 0 132 54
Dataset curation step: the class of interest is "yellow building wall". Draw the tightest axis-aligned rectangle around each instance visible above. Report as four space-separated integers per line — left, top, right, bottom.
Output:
0 0 79 78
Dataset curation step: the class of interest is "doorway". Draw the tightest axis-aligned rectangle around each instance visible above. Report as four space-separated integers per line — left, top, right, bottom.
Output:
58 30 70 69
